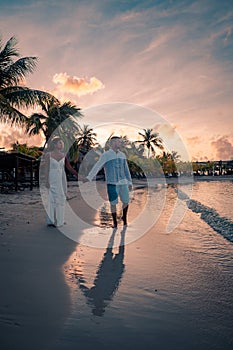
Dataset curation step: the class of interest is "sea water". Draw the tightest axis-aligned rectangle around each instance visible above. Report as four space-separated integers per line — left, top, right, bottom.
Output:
53 180 233 350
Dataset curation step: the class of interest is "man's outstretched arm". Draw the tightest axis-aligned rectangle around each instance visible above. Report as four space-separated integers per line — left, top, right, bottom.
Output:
86 154 106 181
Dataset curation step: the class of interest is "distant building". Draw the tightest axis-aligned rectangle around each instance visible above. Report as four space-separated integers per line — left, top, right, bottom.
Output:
0 152 38 192
193 160 233 176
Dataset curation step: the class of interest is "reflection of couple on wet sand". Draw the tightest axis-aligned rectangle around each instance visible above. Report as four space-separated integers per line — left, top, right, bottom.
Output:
79 226 127 316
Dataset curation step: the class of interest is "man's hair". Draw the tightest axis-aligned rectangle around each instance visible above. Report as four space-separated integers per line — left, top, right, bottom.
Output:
110 136 121 144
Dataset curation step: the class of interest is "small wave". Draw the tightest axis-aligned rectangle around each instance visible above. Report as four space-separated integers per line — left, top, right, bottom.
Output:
187 199 233 243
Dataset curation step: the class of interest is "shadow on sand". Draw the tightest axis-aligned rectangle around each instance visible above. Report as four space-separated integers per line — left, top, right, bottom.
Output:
78 226 127 316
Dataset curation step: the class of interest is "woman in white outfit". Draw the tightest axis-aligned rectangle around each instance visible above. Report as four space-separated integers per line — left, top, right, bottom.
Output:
44 137 78 227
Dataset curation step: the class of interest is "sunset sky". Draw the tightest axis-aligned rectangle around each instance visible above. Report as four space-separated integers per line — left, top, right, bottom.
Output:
0 0 233 161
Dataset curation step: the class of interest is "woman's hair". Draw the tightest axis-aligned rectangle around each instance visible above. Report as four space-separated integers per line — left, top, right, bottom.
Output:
49 137 63 150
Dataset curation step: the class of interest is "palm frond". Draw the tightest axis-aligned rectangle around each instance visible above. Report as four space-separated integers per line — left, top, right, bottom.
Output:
26 113 47 135
59 101 83 117
3 57 37 86
3 87 58 109
0 36 19 68
0 36 59 127
0 93 27 124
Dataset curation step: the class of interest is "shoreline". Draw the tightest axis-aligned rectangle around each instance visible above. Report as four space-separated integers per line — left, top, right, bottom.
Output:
193 174 233 181
0 175 232 349
132 174 233 187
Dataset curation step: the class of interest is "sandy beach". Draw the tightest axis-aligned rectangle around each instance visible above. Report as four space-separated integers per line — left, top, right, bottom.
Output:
0 188 79 350
0 175 233 350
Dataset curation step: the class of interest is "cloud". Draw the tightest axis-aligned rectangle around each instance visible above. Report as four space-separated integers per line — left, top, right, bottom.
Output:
0 125 43 150
192 153 209 162
187 136 200 144
211 136 233 160
140 30 178 55
0 0 233 161
156 123 177 136
52 73 105 97
223 25 233 44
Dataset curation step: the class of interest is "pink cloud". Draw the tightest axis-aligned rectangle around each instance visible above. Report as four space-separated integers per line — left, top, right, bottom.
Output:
0 125 43 150
52 73 105 97
211 136 233 160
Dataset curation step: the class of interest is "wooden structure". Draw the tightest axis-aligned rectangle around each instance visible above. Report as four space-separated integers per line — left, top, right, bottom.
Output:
0 152 38 191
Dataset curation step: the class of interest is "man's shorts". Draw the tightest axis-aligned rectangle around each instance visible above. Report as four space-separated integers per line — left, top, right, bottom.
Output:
107 184 130 205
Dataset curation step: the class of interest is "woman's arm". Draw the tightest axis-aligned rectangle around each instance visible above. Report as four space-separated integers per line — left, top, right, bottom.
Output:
65 157 79 178
44 152 50 188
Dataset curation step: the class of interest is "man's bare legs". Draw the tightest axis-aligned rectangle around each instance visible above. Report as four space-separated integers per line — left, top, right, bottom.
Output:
110 204 118 228
122 203 128 226
111 203 129 228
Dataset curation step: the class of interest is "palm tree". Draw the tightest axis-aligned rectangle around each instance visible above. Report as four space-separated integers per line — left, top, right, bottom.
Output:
137 128 163 158
0 36 58 125
119 136 145 158
26 100 82 162
76 124 97 155
11 141 42 158
170 151 181 162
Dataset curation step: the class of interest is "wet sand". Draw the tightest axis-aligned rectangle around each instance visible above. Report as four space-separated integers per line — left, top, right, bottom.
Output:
0 187 80 350
0 175 232 349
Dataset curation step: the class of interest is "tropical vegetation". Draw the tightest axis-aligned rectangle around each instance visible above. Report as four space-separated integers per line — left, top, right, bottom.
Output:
75 124 97 155
0 36 57 125
11 142 42 158
137 128 163 158
0 36 189 178
3 35 232 183
26 100 82 161
0 36 84 162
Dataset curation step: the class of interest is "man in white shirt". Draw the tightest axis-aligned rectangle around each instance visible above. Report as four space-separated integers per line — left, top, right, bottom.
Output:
86 136 132 228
